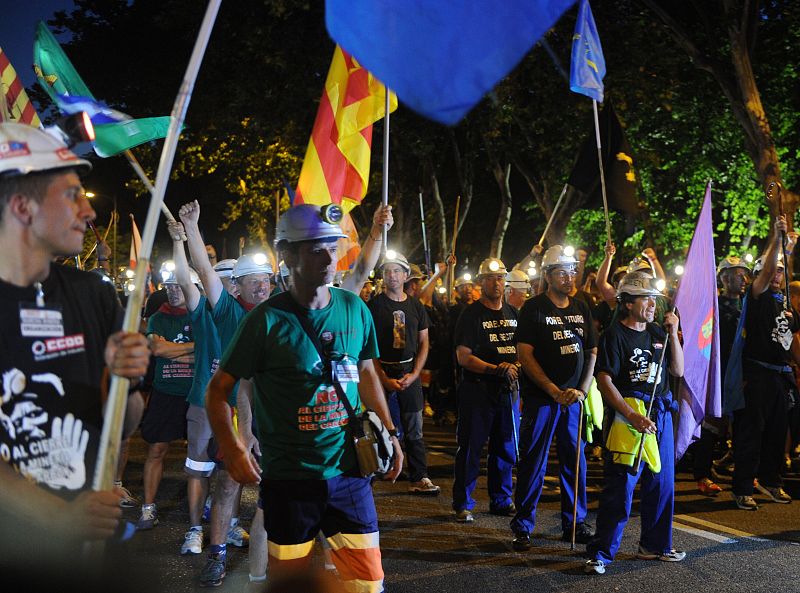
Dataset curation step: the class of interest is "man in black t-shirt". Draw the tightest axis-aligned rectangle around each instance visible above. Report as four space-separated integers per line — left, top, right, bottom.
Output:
0 123 149 581
369 252 440 495
585 271 684 575
509 246 598 550
451 257 519 523
730 216 799 510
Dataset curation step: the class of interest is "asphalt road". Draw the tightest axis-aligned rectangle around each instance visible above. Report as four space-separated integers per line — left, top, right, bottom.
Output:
109 420 800 593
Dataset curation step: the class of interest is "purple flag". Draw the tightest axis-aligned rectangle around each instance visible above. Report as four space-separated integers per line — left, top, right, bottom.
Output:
673 182 722 460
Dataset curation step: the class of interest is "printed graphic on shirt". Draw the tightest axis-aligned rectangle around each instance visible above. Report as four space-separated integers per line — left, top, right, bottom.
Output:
296 385 350 432
772 310 793 350
627 347 662 385
545 313 586 355
481 317 518 355
392 310 406 350
0 368 87 491
159 325 194 380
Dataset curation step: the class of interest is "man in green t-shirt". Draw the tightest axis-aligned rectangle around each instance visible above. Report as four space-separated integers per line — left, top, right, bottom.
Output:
207 204 402 593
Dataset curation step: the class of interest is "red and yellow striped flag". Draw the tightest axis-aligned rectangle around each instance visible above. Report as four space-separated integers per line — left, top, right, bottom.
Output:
0 47 42 126
295 46 397 271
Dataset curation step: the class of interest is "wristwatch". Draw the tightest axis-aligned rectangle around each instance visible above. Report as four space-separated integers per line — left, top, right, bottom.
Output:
387 428 398 438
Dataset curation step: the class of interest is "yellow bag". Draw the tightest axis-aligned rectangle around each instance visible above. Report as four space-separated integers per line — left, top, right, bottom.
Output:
605 397 660 473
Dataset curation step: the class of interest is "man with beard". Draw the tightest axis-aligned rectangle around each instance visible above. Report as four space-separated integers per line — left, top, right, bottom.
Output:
206 204 402 593
369 252 440 495
585 271 684 575
510 246 597 550
451 258 519 523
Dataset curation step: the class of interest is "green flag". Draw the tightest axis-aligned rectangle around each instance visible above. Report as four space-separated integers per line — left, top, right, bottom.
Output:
33 21 170 157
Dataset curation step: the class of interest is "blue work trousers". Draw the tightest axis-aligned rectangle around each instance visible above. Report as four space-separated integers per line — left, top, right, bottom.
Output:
510 397 587 535
587 401 675 565
452 379 519 512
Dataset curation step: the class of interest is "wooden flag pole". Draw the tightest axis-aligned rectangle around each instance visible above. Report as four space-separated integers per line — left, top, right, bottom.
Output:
124 149 176 222
381 87 391 251
592 100 611 242
447 195 461 302
88 0 221 556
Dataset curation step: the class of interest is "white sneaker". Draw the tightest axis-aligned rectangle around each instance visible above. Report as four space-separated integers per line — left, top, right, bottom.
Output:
136 503 158 530
226 520 250 548
408 477 441 495
181 527 203 555
636 545 686 562
584 559 606 575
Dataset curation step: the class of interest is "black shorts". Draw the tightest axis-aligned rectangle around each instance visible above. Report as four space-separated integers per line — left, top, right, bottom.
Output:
141 388 189 444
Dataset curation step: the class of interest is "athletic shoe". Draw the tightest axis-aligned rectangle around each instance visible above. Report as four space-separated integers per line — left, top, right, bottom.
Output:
584 559 606 575
712 450 734 474
754 480 792 504
117 484 139 508
199 554 226 588
489 502 516 516
511 532 531 551
562 523 595 544
201 495 212 523
637 545 686 562
697 477 723 497
455 509 474 523
136 503 158 530
181 527 204 555
732 493 759 510
226 520 250 548
408 477 441 495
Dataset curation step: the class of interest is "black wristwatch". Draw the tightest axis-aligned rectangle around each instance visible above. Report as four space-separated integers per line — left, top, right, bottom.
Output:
388 428 398 438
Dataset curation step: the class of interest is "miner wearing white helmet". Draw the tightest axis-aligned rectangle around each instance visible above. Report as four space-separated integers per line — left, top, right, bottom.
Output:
505 268 530 311
177 201 268 586
207 203 402 593
213 258 238 297
451 257 521 523
370 251 440 495
727 216 798 513
0 123 149 573
585 269 684 574
510 245 597 551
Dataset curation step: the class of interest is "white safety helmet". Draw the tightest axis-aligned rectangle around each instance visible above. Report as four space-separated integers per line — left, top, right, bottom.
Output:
407 263 425 281
455 273 473 288
717 256 751 276
275 204 347 244
233 253 273 279
505 269 530 290
753 255 784 274
541 245 578 270
162 266 200 285
477 257 507 277
380 251 411 273
0 122 91 177
213 258 236 278
616 270 662 299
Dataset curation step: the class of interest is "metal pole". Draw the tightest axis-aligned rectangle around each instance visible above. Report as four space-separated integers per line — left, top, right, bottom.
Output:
112 197 118 284
419 191 431 274
381 87 390 250
592 100 612 242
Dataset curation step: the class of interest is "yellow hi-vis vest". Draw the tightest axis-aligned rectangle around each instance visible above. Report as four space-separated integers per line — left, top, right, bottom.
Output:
605 397 660 473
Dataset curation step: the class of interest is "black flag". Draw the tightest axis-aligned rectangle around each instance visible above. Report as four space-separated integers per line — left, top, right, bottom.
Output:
567 102 640 215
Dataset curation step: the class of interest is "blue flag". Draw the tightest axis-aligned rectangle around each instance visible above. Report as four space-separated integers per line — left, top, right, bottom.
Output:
326 0 576 126
672 182 722 460
56 94 131 125
570 0 605 102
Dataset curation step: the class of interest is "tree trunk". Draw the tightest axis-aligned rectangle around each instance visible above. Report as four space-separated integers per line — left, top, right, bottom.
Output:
490 161 513 258
450 131 473 240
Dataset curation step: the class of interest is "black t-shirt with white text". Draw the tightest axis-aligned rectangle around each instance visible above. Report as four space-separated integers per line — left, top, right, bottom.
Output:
0 265 122 500
517 293 597 399
595 320 671 397
453 300 518 383
368 292 429 362
743 286 799 366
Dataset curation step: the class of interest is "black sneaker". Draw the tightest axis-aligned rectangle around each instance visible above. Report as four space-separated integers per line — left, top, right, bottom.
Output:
512 532 532 551
562 522 595 544
489 502 516 516
199 554 226 588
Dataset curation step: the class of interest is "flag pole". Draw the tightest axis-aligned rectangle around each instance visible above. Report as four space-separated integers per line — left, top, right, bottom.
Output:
123 149 176 222
381 87 391 251
592 100 611 242
538 183 568 247
419 190 432 274
88 0 221 554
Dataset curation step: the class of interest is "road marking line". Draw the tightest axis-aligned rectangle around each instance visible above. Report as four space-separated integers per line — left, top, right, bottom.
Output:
674 514 769 542
672 523 736 544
